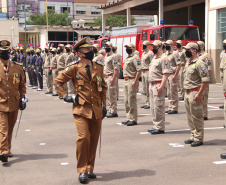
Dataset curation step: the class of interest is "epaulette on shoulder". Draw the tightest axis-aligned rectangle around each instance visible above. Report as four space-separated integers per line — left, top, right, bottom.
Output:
96 61 104 66
13 61 23 66
67 60 78 67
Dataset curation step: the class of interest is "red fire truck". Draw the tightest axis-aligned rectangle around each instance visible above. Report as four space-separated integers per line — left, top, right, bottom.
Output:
93 21 200 78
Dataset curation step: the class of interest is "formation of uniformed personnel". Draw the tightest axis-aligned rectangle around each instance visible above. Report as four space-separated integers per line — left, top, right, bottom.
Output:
165 40 181 114
197 41 212 120
43 45 53 94
57 44 68 97
50 48 58 96
54 37 107 184
121 43 142 126
0 40 26 163
35 48 43 91
26 47 33 87
93 44 104 64
65 44 76 95
30 47 38 89
104 42 119 118
147 40 170 134
112 45 121 100
140 40 154 109
175 40 187 101
183 42 209 147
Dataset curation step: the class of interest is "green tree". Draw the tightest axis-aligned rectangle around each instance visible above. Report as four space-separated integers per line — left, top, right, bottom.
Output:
26 10 72 26
90 15 135 27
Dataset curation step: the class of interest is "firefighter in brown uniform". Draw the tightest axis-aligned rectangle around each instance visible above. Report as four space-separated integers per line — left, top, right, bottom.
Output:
175 40 187 101
140 40 154 109
104 42 119 118
57 44 68 97
197 41 212 120
50 48 58 96
0 40 26 162
219 40 226 109
220 40 226 159
183 42 209 147
121 43 142 126
147 40 170 134
54 37 107 184
112 45 121 100
65 44 76 96
93 44 104 64
165 40 181 114
43 46 53 94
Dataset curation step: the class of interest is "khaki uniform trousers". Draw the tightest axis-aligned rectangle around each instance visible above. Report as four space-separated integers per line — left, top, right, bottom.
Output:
67 80 75 95
149 83 166 130
203 84 209 118
116 76 119 100
224 97 226 125
142 70 150 106
52 69 58 94
184 91 204 142
58 70 68 94
0 111 18 156
105 75 117 114
178 66 185 98
220 71 223 85
74 114 101 173
44 69 53 93
167 74 179 111
124 79 138 122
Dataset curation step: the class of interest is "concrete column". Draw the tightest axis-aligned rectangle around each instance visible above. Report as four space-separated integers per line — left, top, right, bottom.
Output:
127 8 131 26
102 11 106 37
159 0 163 25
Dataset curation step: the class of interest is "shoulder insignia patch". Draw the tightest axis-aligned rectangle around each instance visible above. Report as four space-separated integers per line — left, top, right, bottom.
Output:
206 56 211 61
163 58 168 65
200 65 206 71
13 62 23 66
67 61 78 67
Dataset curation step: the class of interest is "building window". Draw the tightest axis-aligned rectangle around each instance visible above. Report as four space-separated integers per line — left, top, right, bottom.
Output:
47 6 55 11
218 8 226 33
142 31 148 41
76 5 86 15
61 7 70 14
91 6 101 15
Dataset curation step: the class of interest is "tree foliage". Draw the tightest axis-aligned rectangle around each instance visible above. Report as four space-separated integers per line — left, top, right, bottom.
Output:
26 10 72 26
91 15 135 27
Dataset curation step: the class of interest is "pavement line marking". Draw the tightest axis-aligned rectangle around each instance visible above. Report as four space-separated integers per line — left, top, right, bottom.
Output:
139 127 224 134
119 89 124 92
169 143 180 146
208 105 220 109
39 143 46 146
117 123 124 126
25 129 31 132
213 161 226 164
61 162 69 165
137 93 142 96
17 120 19 121
173 145 184 147
208 98 224 99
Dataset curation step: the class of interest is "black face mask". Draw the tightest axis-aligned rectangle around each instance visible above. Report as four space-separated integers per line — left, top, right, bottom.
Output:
37 53 40 56
143 45 147 50
126 49 133 55
82 51 94 61
60 48 63 52
27 52 30 55
57 51 60 54
166 46 171 50
45 50 48 53
176 44 181 49
20 51 23 54
0 51 10 60
153 48 158 54
93 48 98 54
197 46 201 52
112 48 116 53
66 49 70 53
185 50 192 58
51 52 55 55
30 52 34 55
105 48 111 53
224 45 226 50
162 45 166 50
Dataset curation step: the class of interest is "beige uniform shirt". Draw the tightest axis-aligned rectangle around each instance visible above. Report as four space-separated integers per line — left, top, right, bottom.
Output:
104 52 118 75
50 54 58 68
114 53 121 66
123 54 142 78
166 49 181 73
198 51 212 71
174 49 186 65
57 53 67 70
65 52 74 65
220 51 226 69
141 50 154 70
148 53 170 82
183 57 209 90
93 52 104 64
134 50 140 57
43 54 50 68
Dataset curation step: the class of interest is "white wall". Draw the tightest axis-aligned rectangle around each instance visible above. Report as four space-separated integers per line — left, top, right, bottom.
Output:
210 0 226 9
